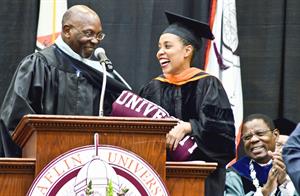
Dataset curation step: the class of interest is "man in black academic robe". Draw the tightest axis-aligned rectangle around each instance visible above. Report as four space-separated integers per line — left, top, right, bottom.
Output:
0 5 129 157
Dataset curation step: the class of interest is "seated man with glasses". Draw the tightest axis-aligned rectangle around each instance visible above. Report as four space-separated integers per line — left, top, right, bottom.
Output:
0 5 130 157
224 113 298 196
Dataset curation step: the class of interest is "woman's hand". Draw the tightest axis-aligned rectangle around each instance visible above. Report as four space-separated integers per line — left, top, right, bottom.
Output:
166 120 192 151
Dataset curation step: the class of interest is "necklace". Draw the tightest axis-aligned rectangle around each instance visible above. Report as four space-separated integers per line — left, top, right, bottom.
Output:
249 159 261 190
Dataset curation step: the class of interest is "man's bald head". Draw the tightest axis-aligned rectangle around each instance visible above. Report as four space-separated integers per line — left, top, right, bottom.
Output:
62 5 100 26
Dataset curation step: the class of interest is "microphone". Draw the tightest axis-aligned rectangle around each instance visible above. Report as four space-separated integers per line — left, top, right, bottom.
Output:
94 47 114 72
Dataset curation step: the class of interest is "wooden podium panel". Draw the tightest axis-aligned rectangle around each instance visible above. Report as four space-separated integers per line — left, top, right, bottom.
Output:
12 114 177 180
166 161 218 196
5 114 217 195
0 158 35 196
0 158 217 196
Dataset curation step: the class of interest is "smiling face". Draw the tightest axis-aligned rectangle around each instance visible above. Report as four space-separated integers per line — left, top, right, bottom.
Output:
242 119 279 164
62 6 102 58
156 33 194 75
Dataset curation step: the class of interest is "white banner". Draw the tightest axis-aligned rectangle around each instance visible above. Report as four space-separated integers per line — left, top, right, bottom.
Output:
36 0 67 50
205 0 243 136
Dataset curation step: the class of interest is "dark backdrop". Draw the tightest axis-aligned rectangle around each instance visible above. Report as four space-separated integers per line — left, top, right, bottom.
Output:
0 0 299 134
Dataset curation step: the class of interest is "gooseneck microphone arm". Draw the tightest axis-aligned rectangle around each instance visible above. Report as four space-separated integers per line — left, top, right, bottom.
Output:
94 47 109 117
99 60 107 116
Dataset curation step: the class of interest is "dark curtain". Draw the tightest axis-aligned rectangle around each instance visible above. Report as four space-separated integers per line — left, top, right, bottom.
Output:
0 0 39 104
0 0 299 133
236 0 300 133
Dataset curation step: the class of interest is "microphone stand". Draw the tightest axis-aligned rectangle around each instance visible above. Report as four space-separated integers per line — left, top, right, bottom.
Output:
99 60 107 117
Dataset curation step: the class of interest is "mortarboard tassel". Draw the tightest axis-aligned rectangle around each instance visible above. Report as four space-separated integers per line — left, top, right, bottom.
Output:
213 42 229 70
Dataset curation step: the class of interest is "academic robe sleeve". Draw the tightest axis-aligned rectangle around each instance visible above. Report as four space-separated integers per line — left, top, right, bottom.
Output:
0 54 43 157
224 170 254 196
189 76 235 166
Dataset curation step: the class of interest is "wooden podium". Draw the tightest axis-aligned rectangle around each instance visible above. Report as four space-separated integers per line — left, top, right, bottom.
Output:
0 114 217 195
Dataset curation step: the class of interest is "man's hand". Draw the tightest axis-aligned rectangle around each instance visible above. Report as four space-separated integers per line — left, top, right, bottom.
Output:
261 166 278 195
268 141 288 185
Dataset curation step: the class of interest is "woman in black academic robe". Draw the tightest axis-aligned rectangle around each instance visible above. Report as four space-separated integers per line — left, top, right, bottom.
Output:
139 11 236 196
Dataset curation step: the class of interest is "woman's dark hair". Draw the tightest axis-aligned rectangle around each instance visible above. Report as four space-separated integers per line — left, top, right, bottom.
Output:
179 36 202 51
179 37 202 65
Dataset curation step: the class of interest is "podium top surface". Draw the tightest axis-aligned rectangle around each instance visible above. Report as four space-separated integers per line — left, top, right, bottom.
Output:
12 114 177 147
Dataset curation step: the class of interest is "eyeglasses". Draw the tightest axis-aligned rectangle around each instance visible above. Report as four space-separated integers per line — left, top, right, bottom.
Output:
71 26 105 41
241 129 273 142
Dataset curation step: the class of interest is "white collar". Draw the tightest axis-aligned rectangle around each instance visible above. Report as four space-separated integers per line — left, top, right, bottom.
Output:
55 35 89 63
55 36 111 76
256 159 272 167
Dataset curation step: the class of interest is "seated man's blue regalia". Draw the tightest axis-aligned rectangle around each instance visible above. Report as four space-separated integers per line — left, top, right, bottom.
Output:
229 156 273 194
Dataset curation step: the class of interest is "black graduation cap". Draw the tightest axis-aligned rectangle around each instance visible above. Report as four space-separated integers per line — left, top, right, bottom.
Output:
163 11 214 49
274 118 297 135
